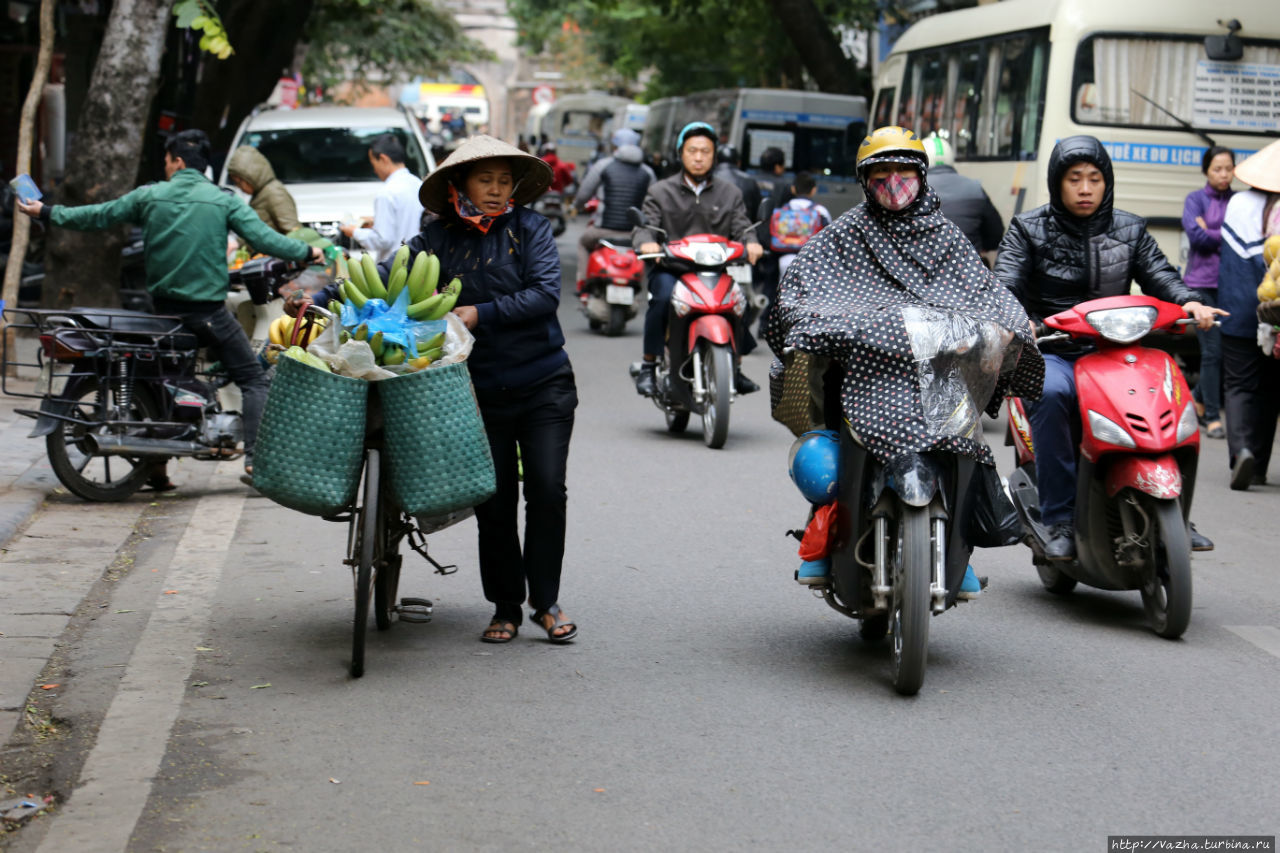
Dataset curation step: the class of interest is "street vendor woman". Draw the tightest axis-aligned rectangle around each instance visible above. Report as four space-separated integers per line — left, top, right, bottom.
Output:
764 126 1045 593
291 135 578 645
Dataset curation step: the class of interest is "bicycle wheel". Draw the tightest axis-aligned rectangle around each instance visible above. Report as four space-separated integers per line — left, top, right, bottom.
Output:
351 448 378 678
373 468 402 631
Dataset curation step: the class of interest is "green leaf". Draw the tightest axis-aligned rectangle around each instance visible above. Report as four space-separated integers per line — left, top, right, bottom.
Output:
173 0 202 29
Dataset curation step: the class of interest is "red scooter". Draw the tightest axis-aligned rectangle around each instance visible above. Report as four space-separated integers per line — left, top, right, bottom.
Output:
578 199 644 336
629 228 747 449
1006 295 1202 639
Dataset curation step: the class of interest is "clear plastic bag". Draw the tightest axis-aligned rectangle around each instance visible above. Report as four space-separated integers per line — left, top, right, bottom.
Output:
308 306 475 379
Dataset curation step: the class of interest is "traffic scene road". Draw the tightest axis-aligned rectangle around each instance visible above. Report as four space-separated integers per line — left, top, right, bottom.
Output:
1 218 1278 852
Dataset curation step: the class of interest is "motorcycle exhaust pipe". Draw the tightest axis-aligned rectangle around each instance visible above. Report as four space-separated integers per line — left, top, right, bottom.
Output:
750 293 768 311
83 434 206 458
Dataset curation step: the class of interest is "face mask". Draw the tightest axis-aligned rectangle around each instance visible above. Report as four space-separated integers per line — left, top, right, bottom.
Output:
869 173 920 211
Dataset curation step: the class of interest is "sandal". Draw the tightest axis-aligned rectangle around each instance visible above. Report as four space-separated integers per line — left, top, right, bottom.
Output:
480 618 518 644
1204 421 1225 439
531 604 577 644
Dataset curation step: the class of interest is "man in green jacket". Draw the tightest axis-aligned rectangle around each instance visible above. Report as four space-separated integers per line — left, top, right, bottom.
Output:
18 129 322 476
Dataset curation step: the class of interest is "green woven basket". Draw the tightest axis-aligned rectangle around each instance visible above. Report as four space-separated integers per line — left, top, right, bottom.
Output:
253 355 369 516
378 361 496 517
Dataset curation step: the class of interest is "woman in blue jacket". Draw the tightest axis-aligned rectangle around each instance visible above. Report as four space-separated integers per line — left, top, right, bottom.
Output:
411 136 580 644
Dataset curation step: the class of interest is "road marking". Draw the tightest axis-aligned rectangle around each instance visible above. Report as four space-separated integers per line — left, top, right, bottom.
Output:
1225 625 1280 659
36 465 246 853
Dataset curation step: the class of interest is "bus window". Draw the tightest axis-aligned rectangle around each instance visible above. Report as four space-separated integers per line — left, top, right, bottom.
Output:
873 87 896 127
918 53 947 136
983 31 1048 160
949 43 986 159
1073 35 1280 134
742 125 860 177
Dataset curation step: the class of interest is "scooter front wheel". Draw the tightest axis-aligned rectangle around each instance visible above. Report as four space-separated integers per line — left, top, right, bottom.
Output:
1139 496 1192 640
891 505 932 696
605 304 627 337
700 342 732 449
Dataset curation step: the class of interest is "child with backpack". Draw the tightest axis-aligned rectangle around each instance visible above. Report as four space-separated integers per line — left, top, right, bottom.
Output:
769 172 831 276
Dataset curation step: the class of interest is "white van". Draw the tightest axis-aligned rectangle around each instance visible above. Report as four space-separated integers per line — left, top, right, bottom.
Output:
219 104 436 242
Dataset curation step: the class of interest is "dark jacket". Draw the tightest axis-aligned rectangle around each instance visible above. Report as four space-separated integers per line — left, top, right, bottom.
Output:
572 144 654 231
928 164 1004 252
713 162 762 230
319 206 568 391
994 135 1196 330
634 172 759 250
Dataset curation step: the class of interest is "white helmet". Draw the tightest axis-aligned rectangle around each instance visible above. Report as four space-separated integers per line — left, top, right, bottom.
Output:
923 134 954 167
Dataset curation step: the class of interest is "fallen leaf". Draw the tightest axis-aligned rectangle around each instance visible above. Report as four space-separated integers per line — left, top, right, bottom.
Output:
250 683 271 689
115 609 135 614
191 681 209 687
593 788 606 793
413 781 430 786
40 684 59 690
195 646 213 651
329 777 341 784
163 590 179 595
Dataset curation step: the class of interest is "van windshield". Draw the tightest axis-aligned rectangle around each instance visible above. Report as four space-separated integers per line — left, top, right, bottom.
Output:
742 122 866 177
240 127 430 183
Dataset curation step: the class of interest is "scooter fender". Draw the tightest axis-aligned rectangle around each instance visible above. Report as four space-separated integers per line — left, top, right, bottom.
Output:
27 374 95 438
687 315 734 350
872 451 942 508
1104 454 1183 499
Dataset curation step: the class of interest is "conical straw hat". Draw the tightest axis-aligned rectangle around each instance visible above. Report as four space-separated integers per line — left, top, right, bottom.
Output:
1234 138 1280 194
418 135 553 213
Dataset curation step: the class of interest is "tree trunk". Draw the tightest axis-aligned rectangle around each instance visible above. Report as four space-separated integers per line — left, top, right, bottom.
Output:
764 0 863 96
189 0 314 155
2 0 55 335
43 0 176 309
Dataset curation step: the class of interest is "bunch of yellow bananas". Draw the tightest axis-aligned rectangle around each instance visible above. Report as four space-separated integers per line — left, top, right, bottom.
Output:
268 314 327 347
1258 235 1280 303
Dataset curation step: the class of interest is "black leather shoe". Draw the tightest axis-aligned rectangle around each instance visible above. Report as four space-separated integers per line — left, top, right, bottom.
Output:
1230 448 1255 491
735 370 760 394
1044 522 1076 561
634 363 656 397
1189 522 1214 552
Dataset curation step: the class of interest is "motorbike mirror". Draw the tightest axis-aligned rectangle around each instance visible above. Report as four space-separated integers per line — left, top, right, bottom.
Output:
627 206 646 228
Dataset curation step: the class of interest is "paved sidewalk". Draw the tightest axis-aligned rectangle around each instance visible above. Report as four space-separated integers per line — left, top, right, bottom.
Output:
0 390 62 549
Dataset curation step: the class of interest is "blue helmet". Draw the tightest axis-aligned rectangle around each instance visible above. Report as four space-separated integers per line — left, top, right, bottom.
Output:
676 121 716 156
788 429 841 504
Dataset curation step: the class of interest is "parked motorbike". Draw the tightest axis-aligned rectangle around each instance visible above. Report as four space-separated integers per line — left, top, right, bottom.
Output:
578 199 644 337
1005 294 1201 639
783 307 1017 695
0 256 307 501
628 210 749 449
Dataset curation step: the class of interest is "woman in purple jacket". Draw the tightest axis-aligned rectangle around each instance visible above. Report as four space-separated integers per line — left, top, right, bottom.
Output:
1182 145 1236 438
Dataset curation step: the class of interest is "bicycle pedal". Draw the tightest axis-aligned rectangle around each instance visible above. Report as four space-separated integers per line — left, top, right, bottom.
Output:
398 597 433 623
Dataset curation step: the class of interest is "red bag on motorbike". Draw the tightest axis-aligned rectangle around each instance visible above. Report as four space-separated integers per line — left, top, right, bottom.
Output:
797 502 838 561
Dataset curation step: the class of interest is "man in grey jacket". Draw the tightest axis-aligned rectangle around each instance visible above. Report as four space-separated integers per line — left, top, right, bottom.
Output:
923 134 1004 266
633 121 762 396
571 128 655 293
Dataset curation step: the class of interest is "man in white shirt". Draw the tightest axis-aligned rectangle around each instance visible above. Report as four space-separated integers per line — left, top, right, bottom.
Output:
341 134 424 261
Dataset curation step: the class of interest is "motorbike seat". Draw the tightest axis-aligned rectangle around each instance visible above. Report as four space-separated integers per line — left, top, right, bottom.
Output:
66 309 199 350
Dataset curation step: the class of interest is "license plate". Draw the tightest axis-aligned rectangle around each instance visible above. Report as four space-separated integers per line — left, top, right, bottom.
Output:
728 265 752 284
606 285 635 305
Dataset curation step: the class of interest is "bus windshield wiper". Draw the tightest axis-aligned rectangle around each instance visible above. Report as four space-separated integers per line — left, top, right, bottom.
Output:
1131 89 1216 147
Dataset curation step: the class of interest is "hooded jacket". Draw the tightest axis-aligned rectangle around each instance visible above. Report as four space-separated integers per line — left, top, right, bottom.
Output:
572 144 655 231
994 135 1196 327
226 146 301 234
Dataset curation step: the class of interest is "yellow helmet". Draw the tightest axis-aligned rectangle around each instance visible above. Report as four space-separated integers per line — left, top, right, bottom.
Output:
856 126 928 175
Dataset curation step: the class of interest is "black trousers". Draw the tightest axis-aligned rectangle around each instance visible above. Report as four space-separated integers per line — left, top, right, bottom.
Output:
473 364 577 623
153 298 268 460
1222 333 1280 477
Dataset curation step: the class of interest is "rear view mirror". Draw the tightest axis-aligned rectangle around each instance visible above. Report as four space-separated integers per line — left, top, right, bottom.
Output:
1205 19 1243 61
628 206 646 228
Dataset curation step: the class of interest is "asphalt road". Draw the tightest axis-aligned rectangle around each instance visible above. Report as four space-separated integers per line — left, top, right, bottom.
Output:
4 219 1278 852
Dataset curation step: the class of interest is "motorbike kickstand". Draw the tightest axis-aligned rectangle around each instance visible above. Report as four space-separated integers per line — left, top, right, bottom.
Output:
406 526 458 575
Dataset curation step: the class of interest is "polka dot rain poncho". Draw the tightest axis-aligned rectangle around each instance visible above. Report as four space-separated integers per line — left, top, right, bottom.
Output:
763 179 1044 467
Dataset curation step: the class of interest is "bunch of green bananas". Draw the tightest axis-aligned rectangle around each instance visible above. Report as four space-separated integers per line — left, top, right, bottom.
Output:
336 246 458 323
337 324 447 371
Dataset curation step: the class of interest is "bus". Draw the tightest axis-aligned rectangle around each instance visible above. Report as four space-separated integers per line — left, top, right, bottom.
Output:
643 88 869 217
537 93 631 172
871 0 1280 266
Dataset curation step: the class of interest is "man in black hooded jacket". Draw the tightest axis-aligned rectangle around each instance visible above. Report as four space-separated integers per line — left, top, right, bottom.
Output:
994 135 1223 559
